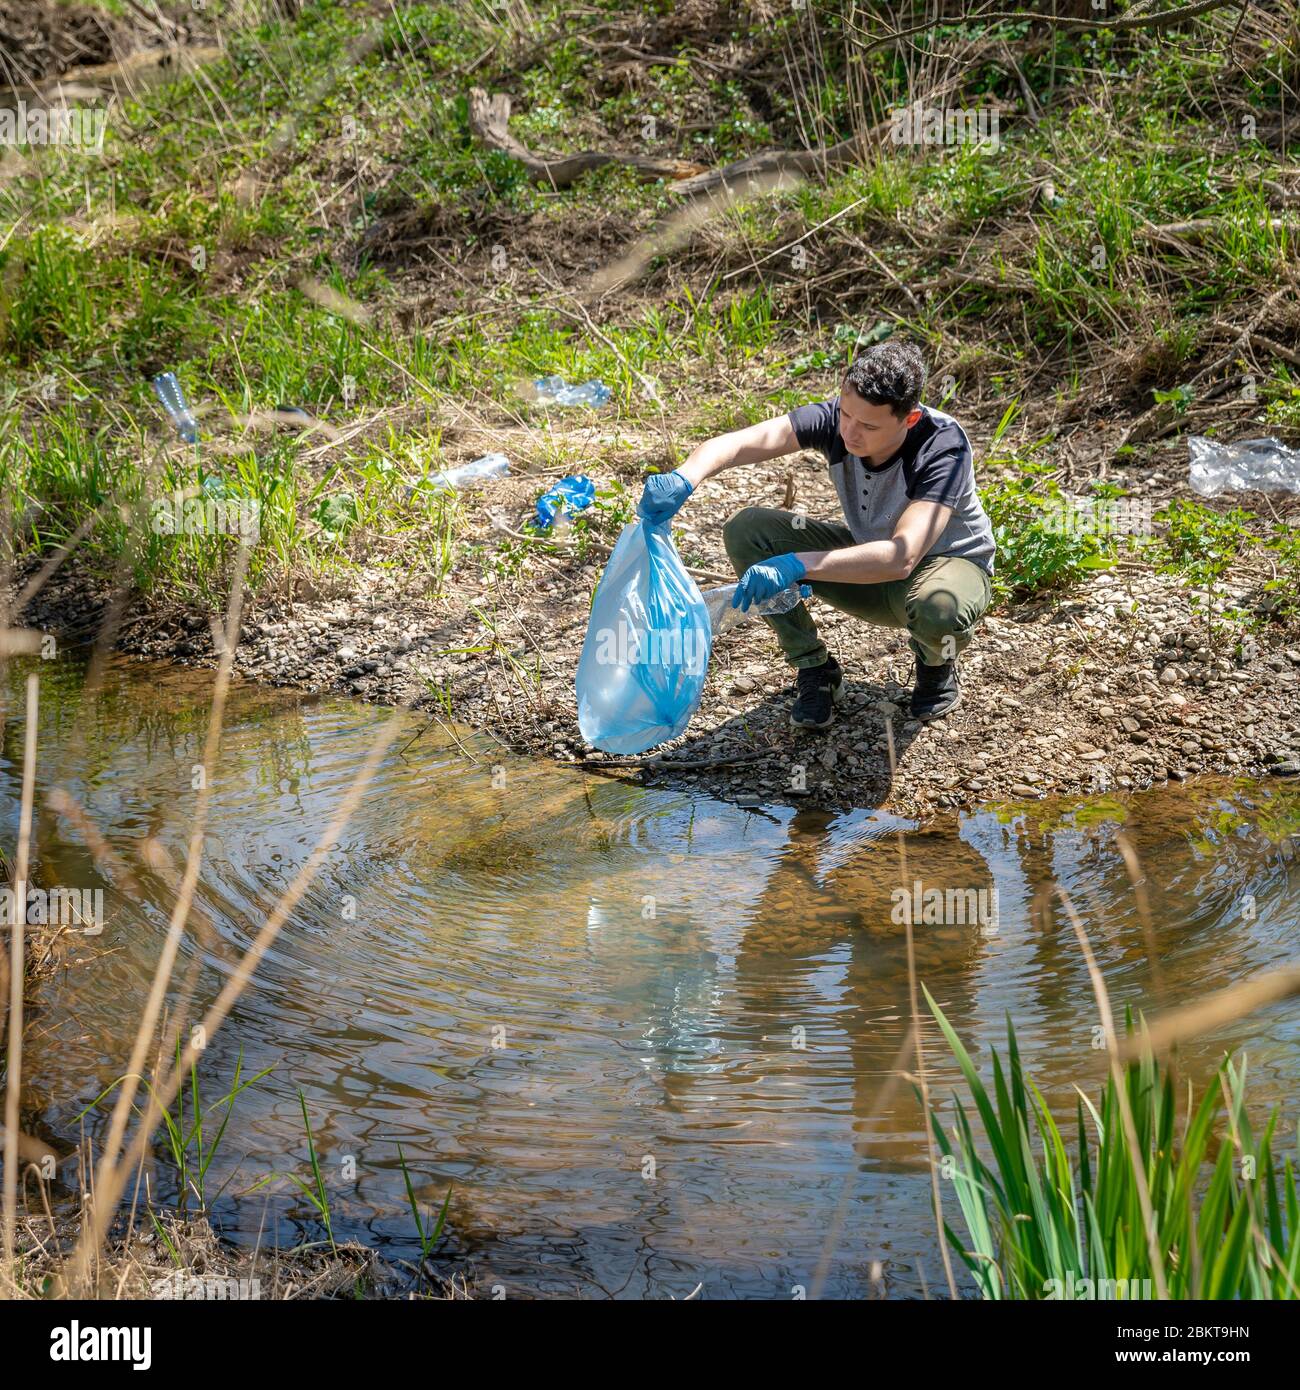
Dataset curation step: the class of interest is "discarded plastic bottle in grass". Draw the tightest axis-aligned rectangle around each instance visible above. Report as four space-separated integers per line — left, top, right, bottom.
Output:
532 375 611 408
701 582 811 637
534 474 595 530
421 452 510 493
152 372 198 444
1189 436 1300 497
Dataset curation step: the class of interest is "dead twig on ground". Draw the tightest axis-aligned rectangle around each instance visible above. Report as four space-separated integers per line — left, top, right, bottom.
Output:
850 0 1242 59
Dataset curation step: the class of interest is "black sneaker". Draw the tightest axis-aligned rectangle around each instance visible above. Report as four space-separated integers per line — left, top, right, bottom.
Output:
910 658 961 720
791 655 845 730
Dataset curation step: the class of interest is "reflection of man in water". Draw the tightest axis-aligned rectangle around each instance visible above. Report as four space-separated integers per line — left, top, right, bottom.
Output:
729 808 1000 1294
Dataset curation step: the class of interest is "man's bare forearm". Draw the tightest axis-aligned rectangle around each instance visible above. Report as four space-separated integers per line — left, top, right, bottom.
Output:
677 418 799 488
795 539 914 585
677 436 740 488
678 436 765 487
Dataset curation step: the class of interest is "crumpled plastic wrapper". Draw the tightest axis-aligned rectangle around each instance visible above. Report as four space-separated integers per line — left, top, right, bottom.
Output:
1188 436 1300 496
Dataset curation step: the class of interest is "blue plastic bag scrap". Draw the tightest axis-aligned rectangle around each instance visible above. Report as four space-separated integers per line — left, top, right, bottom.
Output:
576 519 712 755
534 474 595 530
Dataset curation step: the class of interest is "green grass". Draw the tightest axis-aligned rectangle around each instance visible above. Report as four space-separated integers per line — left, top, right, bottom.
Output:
78 1043 275 1217
397 1142 451 1279
926 992 1300 1300
1 0 1295 615
246 1089 336 1253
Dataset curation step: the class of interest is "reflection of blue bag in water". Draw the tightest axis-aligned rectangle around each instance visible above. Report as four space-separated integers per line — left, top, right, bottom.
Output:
576 520 712 754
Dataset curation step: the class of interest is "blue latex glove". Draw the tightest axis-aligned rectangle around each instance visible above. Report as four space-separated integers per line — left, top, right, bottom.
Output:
637 471 694 525
733 553 807 612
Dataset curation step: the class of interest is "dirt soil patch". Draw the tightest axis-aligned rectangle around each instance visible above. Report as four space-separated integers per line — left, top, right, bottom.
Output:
0 1 145 88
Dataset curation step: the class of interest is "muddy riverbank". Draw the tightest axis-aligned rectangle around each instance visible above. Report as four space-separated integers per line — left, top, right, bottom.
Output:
16 430 1300 819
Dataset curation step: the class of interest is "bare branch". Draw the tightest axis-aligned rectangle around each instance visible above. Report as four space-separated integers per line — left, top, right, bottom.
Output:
852 0 1244 58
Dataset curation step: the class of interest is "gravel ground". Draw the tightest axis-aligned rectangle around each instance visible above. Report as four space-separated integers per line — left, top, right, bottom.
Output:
18 432 1300 819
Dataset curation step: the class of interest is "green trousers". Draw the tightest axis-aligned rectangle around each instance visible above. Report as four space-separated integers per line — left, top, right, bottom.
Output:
721 506 993 669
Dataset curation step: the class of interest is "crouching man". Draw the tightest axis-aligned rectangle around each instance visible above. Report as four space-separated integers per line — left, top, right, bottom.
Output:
637 341 996 727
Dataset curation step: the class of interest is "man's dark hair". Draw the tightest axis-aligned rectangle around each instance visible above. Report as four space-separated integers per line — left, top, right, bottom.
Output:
843 341 927 418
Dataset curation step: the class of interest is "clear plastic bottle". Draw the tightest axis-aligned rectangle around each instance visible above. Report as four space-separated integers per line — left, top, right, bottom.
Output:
701 582 811 636
433 453 511 489
152 372 199 444
532 375 612 408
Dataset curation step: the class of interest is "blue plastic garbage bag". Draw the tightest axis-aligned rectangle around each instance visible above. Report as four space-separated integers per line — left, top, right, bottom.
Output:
576 520 712 755
535 474 595 529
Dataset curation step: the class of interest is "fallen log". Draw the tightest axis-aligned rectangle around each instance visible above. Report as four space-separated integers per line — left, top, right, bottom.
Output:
466 88 705 189
666 137 864 200
467 88 886 202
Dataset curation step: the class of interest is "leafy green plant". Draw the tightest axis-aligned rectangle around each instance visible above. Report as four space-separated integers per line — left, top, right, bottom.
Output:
1152 383 1195 415
1262 524 1300 622
925 992 1300 1300
313 491 359 539
980 466 1114 599
1262 366 1300 436
1152 499 1254 642
79 1044 273 1216
397 1143 452 1276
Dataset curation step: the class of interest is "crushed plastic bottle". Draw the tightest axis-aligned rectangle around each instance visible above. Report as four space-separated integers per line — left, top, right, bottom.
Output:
1189 436 1300 497
152 372 199 444
532 375 612 408
534 474 595 529
412 453 511 496
701 582 811 637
